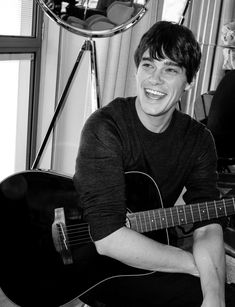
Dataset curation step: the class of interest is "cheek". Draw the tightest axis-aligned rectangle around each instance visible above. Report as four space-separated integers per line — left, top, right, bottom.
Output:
136 74 144 92
136 68 149 85
135 72 140 87
172 80 187 95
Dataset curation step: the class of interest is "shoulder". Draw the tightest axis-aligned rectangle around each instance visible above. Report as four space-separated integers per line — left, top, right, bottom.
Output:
175 110 212 137
174 110 215 152
83 97 135 133
80 97 136 147
99 96 136 120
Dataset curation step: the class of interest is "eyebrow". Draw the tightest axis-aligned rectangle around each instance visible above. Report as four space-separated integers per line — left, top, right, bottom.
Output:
164 60 182 68
141 56 154 62
141 56 182 68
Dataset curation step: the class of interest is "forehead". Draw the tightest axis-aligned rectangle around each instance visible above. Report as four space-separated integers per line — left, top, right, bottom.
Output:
141 50 180 66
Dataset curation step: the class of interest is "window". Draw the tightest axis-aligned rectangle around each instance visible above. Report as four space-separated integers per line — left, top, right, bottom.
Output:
0 1 43 182
162 0 188 23
0 54 32 181
0 0 34 36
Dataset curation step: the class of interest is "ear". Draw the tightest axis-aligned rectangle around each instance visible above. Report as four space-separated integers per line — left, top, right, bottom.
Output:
185 79 195 91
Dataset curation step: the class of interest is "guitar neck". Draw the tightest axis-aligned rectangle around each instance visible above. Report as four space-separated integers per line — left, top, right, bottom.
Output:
128 198 235 233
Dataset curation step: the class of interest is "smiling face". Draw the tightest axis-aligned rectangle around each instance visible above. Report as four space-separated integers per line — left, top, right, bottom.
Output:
135 50 191 131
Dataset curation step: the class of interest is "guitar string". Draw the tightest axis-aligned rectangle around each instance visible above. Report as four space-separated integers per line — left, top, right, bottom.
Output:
56 200 235 246
58 222 234 247
64 227 89 234
66 198 235 228
57 212 221 247
58 217 234 247
63 197 235 229
61 202 233 234
69 238 91 245
58 217 233 247
61 206 233 235
67 231 89 238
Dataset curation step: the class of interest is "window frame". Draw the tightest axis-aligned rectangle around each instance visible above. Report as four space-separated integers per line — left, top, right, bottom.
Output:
0 2 43 170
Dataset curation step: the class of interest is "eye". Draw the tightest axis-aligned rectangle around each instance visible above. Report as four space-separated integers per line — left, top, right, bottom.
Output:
141 61 154 70
142 63 151 67
164 67 181 75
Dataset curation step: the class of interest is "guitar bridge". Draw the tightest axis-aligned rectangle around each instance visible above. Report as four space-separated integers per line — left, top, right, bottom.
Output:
52 207 73 265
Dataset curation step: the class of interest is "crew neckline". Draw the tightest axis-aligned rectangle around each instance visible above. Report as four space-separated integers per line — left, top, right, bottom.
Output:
131 97 178 137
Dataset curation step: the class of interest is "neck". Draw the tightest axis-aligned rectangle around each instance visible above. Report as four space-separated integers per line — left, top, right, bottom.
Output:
135 100 175 133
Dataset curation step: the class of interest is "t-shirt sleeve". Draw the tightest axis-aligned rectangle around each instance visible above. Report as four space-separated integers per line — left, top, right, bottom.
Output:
183 127 227 230
73 111 127 241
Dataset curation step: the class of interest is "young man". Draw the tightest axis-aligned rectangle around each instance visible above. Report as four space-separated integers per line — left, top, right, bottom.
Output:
73 21 235 306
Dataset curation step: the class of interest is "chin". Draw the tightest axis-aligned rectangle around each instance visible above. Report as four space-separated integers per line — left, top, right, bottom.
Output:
143 106 162 116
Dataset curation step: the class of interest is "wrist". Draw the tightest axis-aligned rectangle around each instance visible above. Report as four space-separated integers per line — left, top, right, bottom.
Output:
203 291 225 307
203 283 225 299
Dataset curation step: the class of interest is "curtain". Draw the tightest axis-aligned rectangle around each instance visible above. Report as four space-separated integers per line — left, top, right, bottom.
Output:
181 0 235 117
96 0 163 106
49 0 163 174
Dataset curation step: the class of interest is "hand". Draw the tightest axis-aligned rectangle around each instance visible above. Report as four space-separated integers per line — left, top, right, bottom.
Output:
201 293 225 307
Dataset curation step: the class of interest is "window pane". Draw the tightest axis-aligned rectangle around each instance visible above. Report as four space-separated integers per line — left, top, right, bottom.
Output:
162 0 187 23
0 0 33 36
0 54 32 182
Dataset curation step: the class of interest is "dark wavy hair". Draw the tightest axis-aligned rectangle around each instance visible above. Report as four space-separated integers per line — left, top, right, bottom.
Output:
134 21 201 83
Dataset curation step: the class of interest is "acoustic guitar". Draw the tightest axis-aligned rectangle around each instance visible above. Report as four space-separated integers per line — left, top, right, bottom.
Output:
0 170 234 307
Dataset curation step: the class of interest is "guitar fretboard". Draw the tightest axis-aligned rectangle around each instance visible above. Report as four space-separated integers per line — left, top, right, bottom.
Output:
128 198 235 233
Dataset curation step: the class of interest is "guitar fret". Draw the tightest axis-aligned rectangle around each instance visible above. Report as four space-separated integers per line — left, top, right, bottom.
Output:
214 200 219 218
184 205 193 224
160 210 167 228
231 198 235 214
164 209 168 227
129 215 138 232
176 206 186 225
223 199 227 216
190 205 195 222
165 208 173 227
206 203 209 219
156 210 162 229
136 213 143 233
147 210 153 232
207 202 217 219
158 210 164 228
217 200 226 217
225 199 235 216
169 207 177 226
142 211 148 232
200 202 209 220
151 210 158 231
183 206 187 224
176 206 181 225
197 203 202 221
169 207 174 226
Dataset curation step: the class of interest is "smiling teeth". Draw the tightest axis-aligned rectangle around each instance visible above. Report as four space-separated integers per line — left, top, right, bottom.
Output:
145 89 165 96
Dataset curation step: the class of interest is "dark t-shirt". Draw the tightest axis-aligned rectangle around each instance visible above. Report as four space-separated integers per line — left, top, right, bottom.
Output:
74 97 221 241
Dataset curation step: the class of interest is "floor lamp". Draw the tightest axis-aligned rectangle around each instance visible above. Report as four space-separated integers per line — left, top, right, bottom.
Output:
32 0 149 169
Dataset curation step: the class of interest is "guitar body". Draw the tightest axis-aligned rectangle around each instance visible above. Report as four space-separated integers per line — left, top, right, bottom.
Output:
0 170 167 307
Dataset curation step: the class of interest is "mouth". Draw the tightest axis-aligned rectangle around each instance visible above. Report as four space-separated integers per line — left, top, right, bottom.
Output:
144 88 167 100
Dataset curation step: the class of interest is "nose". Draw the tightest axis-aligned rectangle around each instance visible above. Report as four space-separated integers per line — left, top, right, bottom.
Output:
149 68 163 84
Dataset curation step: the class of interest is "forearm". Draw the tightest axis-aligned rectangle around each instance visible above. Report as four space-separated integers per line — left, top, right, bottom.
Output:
193 224 226 301
95 226 199 275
